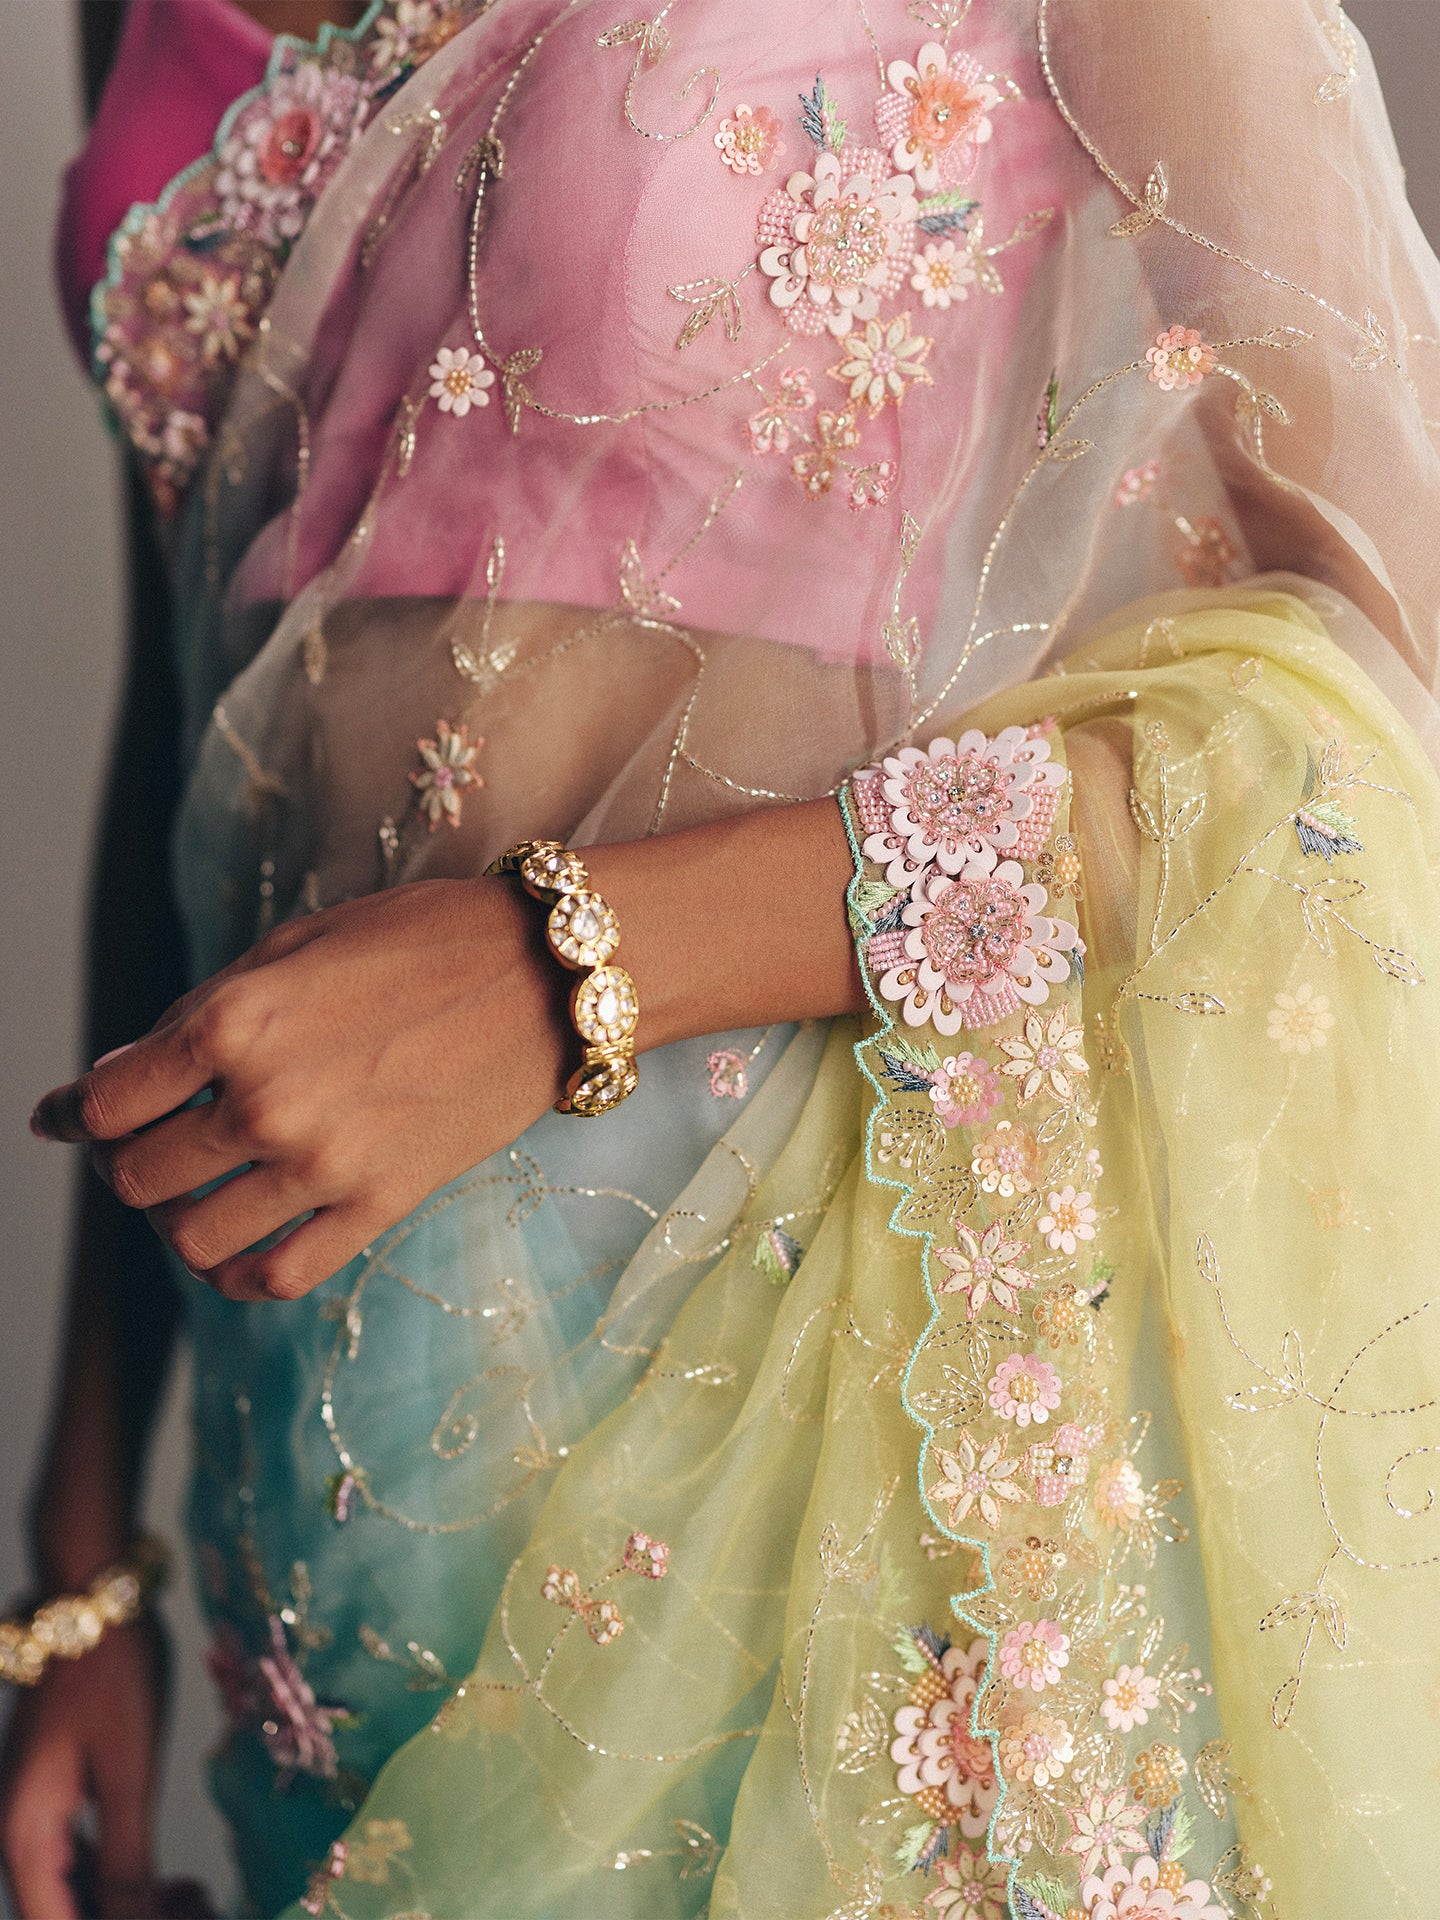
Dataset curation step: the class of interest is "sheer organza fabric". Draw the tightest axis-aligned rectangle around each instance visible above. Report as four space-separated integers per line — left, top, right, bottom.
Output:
91 0 1440 1913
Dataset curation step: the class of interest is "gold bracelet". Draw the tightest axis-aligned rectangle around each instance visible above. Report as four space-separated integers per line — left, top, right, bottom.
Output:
487 839 640 1118
0 1535 168 1687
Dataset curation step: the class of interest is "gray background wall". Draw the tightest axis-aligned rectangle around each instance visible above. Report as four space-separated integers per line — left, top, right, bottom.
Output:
0 1 1436 1910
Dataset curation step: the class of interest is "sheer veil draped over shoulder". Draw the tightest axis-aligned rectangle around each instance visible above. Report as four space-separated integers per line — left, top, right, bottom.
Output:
85 0 1440 1914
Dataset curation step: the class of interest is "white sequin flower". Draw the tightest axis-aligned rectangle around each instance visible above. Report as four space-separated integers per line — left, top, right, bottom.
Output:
1267 983 1334 1053
910 238 975 309
428 348 496 417
866 728 1065 885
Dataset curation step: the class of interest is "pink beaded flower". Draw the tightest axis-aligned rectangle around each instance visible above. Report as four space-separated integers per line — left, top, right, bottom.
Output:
874 44 1001 191
622 1531 670 1579
756 151 918 338
1145 325 1216 391
715 103 785 176
864 729 1064 886
215 59 365 247
928 1050 1003 1128
987 1352 1062 1427
998 1617 1070 1692
878 858 1082 1035
889 1635 998 1838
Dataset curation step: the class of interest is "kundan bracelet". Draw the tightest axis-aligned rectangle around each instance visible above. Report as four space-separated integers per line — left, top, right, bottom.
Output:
0 1534 168 1687
487 840 640 1117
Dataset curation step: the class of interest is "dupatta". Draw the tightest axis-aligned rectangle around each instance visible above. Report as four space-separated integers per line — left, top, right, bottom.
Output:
89 1 1440 1913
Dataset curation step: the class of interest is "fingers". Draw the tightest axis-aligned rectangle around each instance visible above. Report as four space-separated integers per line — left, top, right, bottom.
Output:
204 1198 395 1303
147 1166 309 1276
1 1733 81 1920
89 1103 248 1213
30 1015 215 1146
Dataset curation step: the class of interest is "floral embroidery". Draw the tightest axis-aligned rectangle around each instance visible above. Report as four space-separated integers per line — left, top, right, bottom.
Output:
1062 1787 1148 1876
997 1616 1069 1691
369 0 464 77
864 728 1064 884
971 1118 1041 1196
622 1531 670 1579
706 1048 750 1098
1031 1283 1091 1352
849 459 898 510
829 312 934 414
987 1352 1062 1428
1129 1741 1186 1809
1100 1663 1161 1733
1092 1456 1146 1532
922 1843 1010 1917
793 407 862 496
215 59 365 247
1173 514 1236 587
746 365 816 452
937 1218 1033 1319
928 1430 1025 1529
540 1566 625 1645
756 152 918 338
929 1050 1004 1128
890 1631 999 1838
410 720 483 829
213 1614 347 1782
999 1534 1066 1604
911 238 975 308
1079 1852 1226 1920
1266 982 1334 1052
428 347 496 416
1038 1184 1098 1255
998 1008 1089 1106
754 1225 805 1286
1027 1420 1094 1506
1294 797 1363 860
715 103 785 176
1145 326 1216 392
181 269 255 363
996 1708 1073 1790
1115 458 1161 506
874 43 1001 192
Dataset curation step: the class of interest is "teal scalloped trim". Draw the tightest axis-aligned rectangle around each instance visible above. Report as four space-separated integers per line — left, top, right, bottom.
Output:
839 782 1032 1912
86 0 389 384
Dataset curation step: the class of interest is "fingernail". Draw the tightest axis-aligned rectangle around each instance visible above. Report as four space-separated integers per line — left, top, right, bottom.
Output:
29 1108 48 1139
93 1041 136 1068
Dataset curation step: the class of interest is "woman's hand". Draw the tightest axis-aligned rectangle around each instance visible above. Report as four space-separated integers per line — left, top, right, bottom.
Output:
30 879 569 1304
0 1621 165 1920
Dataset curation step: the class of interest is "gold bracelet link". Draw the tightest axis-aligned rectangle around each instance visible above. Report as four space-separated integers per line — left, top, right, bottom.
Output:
0 1535 168 1688
487 840 640 1117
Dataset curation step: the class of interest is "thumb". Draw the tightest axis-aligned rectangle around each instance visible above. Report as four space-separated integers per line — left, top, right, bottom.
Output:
2 1735 83 1920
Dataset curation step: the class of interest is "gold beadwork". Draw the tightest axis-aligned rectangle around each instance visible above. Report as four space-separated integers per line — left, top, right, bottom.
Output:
488 840 640 1117
0 1536 168 1687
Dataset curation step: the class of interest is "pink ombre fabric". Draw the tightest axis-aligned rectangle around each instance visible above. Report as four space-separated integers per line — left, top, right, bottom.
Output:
56 0 270 361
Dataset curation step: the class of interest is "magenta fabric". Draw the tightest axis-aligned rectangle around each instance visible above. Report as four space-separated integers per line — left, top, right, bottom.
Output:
56 0 271 362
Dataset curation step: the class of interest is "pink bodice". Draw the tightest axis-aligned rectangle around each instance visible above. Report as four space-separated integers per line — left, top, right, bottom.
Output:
55 0 270 361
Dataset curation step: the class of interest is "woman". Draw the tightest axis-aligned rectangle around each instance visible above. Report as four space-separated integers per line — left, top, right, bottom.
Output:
6 0 1440 1914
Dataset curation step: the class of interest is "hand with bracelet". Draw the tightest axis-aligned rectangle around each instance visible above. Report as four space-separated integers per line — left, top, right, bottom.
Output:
29 804 863 1305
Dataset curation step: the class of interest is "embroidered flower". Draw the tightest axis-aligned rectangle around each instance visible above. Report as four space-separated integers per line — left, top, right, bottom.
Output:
370 0 464 75
622 1531 670 1579
910 238 974 308
1115 459 1161 506
255 1615 342 1780
848 459 898 510
890 1635 999 1836
1091 1457 1146 1532
830 312 933 415
929 1051 1004 1128
706 1048 750 1098
1038 1186 1098 1256
998 1617 1069 1692
1027 1421 1094 1507
923 1844 1010 1918
867 728 1063 883
343 1820 413 1887
937 1219 1033 1319
971 1119 1041 1197
1145 325 1216 391
998 1009 1089 1106
987 1352 1062 1428
182 269 254 364
1079 1852 1226 1920
747 365 815 453
996 1707 1074 1788
875 43 1001 191
1294 798 1363 861
880 861 1081 1035
757 153 918 337
999 1534 1066 1604
1062 1787 1149 1877
216 59 365 247
1266 983 1334 1053
410 719 483 829
1100 1663 1160 1732
793 408 861 496
1129 1742 1186 1810
716 103 785 175
928 1429 1024 1529
1032 1283 1090 1351
428 347 496 417
1174 514 1236 588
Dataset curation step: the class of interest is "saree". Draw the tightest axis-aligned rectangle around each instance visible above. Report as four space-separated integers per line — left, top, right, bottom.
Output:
85 0 1440 1914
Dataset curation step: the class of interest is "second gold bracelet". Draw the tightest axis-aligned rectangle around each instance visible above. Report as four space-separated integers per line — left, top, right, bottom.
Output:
487 840 640 1118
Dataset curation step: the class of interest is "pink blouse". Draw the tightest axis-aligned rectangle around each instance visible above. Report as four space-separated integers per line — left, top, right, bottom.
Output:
55 0 271 361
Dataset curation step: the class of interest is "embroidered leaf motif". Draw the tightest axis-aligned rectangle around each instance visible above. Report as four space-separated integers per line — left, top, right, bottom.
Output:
1261 1589 1347 1650
834 1696 890 1774
917 190 979 237
1012 1888 1061 1920
1298 873 1368 953
1352 308 1390 372
668 275 742 350
879 1051 935 1093
1045 436 1092 464
798 74 847 154
1171 991 1226 1016
1316 19 1359 101
1110 160 1169 237
754 1226 804 1286
619 538 682 624
499 345 543 432
597 17 668 63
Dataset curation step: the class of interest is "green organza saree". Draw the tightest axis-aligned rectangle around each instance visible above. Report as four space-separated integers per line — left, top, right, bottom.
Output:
83 0 1440 1912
